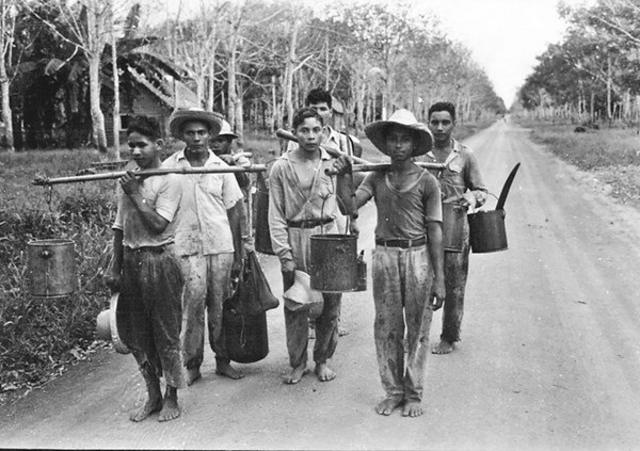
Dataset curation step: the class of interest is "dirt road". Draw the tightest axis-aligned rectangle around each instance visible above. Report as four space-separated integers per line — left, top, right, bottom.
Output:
3 120 640 450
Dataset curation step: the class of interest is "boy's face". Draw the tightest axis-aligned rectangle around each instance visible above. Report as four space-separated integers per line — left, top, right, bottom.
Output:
127 131 160 169
428 110 455 146
385 125 415 162
210 136 232 155
294 117 323 153
308 101 332 124
181 120 210 152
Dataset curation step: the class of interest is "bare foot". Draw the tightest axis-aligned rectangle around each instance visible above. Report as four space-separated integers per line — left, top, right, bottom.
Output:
130 397 162 422
375 397 403 416
158 388 181 422
186 368 201 386
432 340 455 354
314 362 336 382
284 364 308 384
215 361 245 380
402 401 424 417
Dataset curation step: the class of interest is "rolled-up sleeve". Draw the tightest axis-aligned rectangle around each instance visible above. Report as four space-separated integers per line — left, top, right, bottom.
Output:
464 151 487 192
268 162 293 266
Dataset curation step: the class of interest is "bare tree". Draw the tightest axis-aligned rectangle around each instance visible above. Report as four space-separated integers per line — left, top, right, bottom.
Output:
0 0 16 152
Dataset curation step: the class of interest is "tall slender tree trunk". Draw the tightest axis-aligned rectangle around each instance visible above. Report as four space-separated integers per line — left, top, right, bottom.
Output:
606 54 612 123
88 54 109 155
283 20 300 129
111 26 120 159
0 0 14 152
206 59 214 112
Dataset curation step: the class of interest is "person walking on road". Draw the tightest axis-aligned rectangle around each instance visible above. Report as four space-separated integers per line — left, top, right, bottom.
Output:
333 109 446 417
106 115 185 422
268 107 355 384
421 102 488 355
162 108 245 385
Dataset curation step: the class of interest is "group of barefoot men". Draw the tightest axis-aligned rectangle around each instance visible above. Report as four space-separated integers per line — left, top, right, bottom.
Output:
106 87 487 422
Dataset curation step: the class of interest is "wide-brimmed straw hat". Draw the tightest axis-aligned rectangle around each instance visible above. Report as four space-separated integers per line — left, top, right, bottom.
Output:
364 109 433 156
283 270 323 311
216 119 238 140
95 293 130 355
169 108 223 139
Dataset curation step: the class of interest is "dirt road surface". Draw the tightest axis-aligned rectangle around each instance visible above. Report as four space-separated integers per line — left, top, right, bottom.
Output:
3 120 640 450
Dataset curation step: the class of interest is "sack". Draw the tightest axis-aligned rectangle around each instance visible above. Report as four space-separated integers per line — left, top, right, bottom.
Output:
223 304 269 363
229 250 279 316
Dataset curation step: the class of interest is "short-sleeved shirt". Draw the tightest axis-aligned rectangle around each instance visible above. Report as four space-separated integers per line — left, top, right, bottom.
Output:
162 149 244 257
357 169 442 241
420 139 486 201
112 173 182 249
268 147 338 265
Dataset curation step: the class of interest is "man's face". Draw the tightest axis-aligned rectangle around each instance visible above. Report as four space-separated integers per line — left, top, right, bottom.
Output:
181 120 210 152
428 111 455 146
385 125 415 162
294 117 323 153
308 101 332 124
210 136 232 155
127 131 159 169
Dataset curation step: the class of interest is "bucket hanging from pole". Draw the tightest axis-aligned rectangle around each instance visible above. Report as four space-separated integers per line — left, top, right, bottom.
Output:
309 234 359 293
27 239 76 299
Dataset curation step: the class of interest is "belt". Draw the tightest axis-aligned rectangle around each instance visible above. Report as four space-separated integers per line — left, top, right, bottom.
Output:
287 218 334 229
375 237 426 248
125 245 166 254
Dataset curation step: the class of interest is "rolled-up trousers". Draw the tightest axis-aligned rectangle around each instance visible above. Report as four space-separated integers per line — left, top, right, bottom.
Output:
179 253 234 370
119 245 185 388
372 244 433 402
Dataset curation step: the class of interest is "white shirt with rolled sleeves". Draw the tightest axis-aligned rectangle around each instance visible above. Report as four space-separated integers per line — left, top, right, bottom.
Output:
162 149 244 256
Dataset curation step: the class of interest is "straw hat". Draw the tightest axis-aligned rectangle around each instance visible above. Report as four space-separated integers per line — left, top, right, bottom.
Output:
95 293 130 355
169 108 223 139
217 119 238 140
283 270 323 311
364 109 433 156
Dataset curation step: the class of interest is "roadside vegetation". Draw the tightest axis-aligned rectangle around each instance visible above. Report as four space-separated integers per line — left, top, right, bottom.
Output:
515 118 640 209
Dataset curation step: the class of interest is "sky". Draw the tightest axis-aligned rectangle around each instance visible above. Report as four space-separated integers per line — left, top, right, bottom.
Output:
155 0 592 107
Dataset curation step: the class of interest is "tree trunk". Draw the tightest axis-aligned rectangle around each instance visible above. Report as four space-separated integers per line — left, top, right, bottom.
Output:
270 75 277 133
88 53 110 156
283 20 300 129
111 27 120 159
206 59 215 112
606 54 612 123
0 0 14 152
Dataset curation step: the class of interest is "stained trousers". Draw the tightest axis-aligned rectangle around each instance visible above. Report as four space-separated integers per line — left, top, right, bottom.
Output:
119 246 185 388
283 224 341 368
179 252 234 370
441 224 471 343
372 244 433 402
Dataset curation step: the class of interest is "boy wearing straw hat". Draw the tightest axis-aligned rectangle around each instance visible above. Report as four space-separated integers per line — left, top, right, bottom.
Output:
162 108 245 385
269 107 353 384
333 109 446 417
106 115 185 422
422 102 487 355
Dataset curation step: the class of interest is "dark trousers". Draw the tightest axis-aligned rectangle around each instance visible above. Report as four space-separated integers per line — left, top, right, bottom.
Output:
282 272 341 368
120 246 185 388
441 229 470 343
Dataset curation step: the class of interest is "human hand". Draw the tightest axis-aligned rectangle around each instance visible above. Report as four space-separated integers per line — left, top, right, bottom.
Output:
120 171 140 195
349 218 360 237
474 190 488 207
282 269 295 291
105 270 121 292
459 191 477 209
332 156 352 176
219 154 236 165
429 277 446 311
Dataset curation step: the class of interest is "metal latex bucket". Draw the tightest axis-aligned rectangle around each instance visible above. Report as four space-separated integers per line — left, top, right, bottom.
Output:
442 203 466 253
468 209 508 253
27 239 76 299
310 234 358 293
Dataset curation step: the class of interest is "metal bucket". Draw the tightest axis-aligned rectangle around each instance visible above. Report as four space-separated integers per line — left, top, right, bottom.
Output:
442 203 466 253
310 234 358 293
468 209 508 253
27 239 76 299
